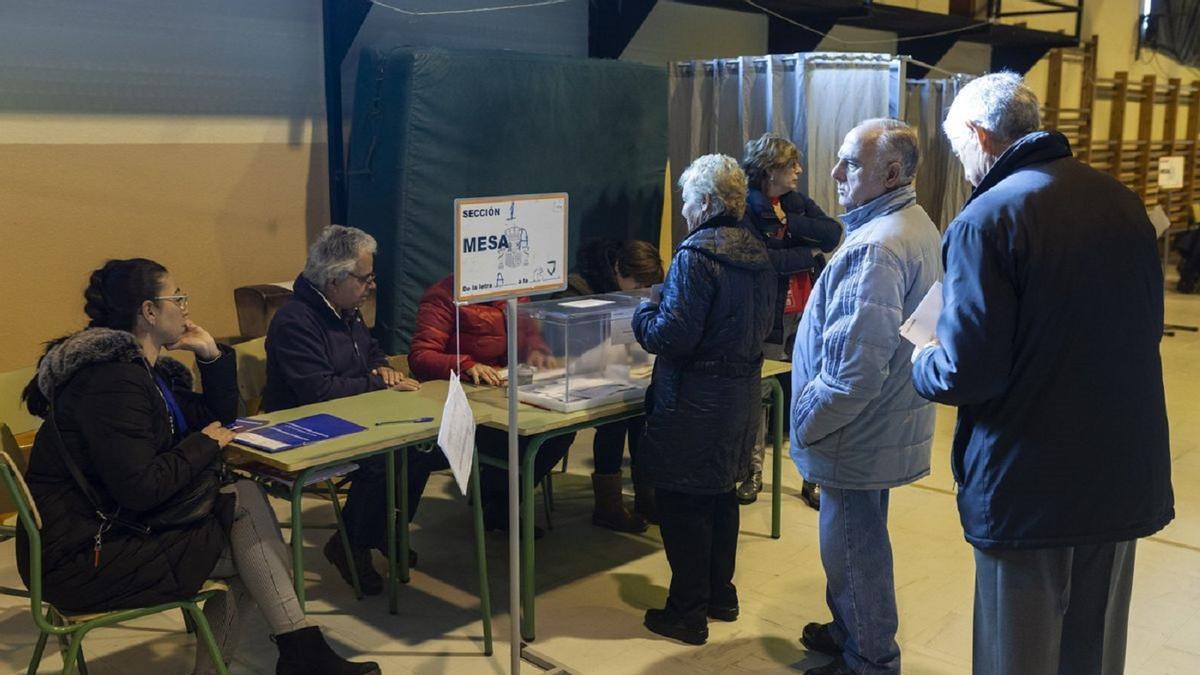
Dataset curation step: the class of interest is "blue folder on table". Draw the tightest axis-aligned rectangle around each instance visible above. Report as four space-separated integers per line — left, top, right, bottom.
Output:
234 414 366 453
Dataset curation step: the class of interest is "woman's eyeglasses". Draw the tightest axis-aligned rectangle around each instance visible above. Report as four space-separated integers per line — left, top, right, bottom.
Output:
346 271 376 285
153 295 189 311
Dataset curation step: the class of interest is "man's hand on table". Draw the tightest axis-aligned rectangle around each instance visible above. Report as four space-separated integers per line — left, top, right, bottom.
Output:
374 366 421 391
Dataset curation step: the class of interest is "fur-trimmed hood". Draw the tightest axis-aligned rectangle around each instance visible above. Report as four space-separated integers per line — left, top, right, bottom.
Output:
36 327 193 398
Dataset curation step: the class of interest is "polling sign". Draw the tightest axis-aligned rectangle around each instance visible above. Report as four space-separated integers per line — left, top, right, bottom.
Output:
453 193 568 303
1159 156 1185 190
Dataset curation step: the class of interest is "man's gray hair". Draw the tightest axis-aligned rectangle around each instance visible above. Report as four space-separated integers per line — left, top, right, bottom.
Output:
861 118 920 182
944 72 1041 146
678 153 748 219
303 225 378 289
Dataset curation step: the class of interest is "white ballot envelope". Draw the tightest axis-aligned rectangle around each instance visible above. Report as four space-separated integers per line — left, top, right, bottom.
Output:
899 281 943 348
437 371 476 496
1147 205 1171 238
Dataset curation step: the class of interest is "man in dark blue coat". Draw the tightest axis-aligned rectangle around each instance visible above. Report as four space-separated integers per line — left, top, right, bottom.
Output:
911 73 1173 675
264 225 438 597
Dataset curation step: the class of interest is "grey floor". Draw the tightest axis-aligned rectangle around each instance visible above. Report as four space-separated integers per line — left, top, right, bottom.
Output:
2 279 1198 674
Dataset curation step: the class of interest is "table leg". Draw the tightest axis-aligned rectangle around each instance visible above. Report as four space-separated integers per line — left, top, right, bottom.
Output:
520 435 543 642
471 446 494 656
326 479 362 599
769 377 784 540
387 450 398 615
399 447 411 585
291 468 314 611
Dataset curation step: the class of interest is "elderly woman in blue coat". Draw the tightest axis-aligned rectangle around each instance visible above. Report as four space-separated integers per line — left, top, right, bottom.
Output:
633 154 776 646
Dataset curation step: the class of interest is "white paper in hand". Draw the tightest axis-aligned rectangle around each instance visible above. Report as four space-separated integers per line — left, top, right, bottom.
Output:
437 371 476 496
899 281 943 347
1148 205 1171 238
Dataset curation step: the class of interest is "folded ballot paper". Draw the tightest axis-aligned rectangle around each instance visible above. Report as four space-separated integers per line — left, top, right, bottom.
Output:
437 370 476 496
235 414 366 453
899 281 943 348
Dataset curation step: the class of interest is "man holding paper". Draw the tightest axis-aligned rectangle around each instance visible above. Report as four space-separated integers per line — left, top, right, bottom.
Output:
911 72 1173 675
789 119 942 675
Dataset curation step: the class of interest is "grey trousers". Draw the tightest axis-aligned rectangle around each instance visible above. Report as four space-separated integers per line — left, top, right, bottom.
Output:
193 480 309 675
972 540 1136 675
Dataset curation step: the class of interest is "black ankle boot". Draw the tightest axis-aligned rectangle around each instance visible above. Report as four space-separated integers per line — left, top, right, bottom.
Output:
274 626 380 675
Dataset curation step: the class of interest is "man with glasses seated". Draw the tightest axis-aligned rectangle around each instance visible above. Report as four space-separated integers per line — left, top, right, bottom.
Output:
263 225 441 596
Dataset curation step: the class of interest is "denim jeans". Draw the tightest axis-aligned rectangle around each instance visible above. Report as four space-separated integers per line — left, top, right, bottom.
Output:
819 486 900 674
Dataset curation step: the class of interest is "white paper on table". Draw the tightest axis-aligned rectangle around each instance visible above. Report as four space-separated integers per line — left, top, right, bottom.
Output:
1148 205 1171 238
899 281 943 347
558 298 615 309
437 371 476 496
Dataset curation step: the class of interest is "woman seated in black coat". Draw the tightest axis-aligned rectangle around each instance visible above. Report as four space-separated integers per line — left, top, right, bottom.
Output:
634 154 776 646
17 258 377 675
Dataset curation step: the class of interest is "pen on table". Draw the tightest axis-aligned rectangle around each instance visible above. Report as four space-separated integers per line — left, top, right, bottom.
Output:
375 417 435 426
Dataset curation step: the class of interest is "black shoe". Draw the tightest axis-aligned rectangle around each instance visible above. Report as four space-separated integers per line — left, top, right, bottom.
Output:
274 626 380 675
736 471 763 505
803 655 853 675
800 621 840 655
800 481 821 511
644 608 707 645
483 502 545 539
323 535 382 596
707 604 739 622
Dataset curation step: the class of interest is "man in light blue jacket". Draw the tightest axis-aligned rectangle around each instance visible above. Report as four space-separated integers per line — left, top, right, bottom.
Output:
790 119 943 675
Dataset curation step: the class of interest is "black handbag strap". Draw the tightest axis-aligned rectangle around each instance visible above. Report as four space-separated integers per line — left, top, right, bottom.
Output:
45 396 108 514
44 394 150 535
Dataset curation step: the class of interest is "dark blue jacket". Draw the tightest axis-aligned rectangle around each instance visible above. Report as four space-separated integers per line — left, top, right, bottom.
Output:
634 214 776 493
743 189 842 344
262 274 390 411
912 131 1173 550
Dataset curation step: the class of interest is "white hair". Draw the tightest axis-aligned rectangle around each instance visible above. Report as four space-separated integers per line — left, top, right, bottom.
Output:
944 72 1041 147
678 154 748 219
302 225 378 288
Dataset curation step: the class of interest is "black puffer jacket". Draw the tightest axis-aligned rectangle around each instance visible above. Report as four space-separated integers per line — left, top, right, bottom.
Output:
16 328 237 613
742 188 842 345
633 214 776 493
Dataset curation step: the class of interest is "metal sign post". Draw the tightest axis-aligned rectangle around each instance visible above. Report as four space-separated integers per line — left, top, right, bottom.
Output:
505 297 521 674
452 193 568 672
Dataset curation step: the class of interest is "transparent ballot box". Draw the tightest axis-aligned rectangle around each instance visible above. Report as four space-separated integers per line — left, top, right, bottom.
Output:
514 290 655 413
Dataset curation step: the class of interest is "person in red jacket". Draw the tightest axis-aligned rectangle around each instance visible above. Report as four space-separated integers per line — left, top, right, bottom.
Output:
409 276 573 533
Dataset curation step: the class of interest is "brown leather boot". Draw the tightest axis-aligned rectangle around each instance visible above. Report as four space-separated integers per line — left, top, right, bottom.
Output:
592 473 648 533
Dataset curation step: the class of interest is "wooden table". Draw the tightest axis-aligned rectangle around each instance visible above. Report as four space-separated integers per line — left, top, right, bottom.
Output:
466 360 792 641
225 383 493 655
